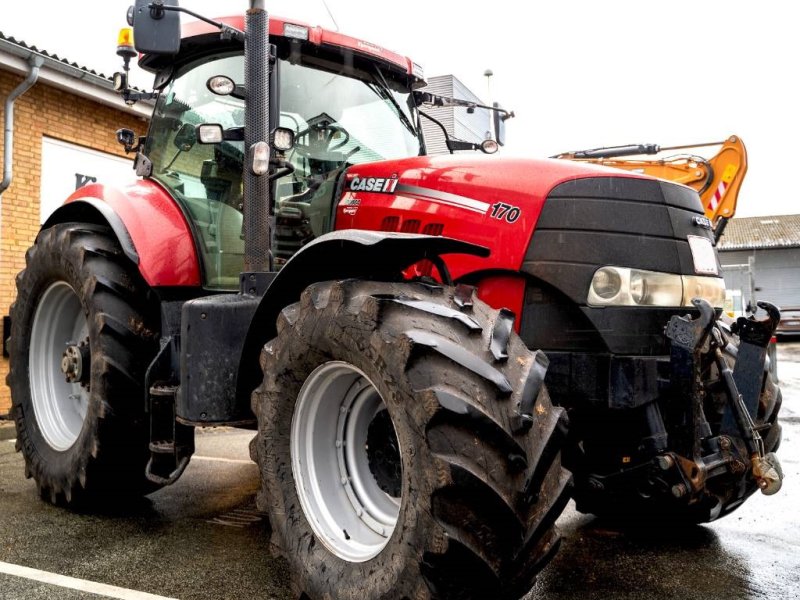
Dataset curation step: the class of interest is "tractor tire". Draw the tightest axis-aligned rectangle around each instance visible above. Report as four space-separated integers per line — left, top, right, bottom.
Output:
7 222 161 505
571 336 782 525
250 280 572 600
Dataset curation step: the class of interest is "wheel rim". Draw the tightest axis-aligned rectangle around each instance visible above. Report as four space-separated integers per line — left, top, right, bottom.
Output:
29 282 90 451
291 361 402 562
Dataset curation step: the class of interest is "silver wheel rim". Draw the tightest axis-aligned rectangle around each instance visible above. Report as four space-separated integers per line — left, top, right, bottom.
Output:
291 361 402 562
29 281 90 451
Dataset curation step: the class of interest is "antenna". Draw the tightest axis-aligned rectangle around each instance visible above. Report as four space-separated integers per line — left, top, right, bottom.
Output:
321 0 339 31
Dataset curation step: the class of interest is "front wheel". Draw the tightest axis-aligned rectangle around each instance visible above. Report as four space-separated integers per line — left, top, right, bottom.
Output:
250 280 572 600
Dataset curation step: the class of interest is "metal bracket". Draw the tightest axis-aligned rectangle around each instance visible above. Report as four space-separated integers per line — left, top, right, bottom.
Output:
730 301 781 423
734 301 781 348
665 298 717 459
665 298 716 350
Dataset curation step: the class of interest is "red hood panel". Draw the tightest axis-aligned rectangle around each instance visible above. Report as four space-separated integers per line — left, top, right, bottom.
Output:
336 155 644 279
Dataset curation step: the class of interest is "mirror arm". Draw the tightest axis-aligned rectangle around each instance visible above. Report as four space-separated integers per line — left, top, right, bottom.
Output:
414 91 514 120
153 4 246 42
418 110 454 154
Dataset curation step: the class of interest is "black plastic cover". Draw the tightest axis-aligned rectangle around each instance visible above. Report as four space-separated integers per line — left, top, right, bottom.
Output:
179 293 260 424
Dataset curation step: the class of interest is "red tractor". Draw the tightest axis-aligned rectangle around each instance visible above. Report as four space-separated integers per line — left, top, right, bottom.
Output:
7 2 784 598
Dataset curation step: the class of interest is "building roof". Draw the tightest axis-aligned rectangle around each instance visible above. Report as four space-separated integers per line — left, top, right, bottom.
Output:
0 31 112 80
0 32 150 118
717 214 800 251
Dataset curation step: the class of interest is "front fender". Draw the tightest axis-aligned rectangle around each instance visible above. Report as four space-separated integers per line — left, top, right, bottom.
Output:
45 180 201 287
235 230 489 403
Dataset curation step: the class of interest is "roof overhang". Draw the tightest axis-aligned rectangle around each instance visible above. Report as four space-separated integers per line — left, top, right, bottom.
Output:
0 38 151 119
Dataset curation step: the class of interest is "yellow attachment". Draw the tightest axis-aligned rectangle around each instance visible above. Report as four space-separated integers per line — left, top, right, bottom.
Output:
562 135 748 227
118 27 134 47
117 27 136 58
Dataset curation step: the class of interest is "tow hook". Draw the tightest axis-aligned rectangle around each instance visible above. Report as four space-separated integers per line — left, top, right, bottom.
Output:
752 452 783 495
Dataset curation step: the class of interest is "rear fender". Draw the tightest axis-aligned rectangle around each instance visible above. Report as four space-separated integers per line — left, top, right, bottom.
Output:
235 230 489 403
45 181 201 287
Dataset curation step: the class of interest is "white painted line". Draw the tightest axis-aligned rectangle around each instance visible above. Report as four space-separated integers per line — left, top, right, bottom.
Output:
0 560 178 600
6 439 16 444
192 455 254 465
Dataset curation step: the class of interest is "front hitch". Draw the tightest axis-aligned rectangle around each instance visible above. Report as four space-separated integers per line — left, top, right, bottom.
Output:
664 299 784 498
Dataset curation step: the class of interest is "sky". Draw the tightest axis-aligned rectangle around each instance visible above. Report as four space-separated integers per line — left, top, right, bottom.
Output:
1 0 797 217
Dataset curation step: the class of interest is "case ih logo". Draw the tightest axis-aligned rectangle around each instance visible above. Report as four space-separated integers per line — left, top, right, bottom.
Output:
349 176 398 194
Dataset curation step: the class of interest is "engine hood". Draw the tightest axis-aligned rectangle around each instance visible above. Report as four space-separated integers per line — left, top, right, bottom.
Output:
335 154 645 279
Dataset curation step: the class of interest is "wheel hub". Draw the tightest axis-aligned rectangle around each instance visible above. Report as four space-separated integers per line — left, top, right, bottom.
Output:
61 341 90 386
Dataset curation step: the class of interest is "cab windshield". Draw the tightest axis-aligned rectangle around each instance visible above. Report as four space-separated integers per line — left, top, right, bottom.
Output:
144 49 421 288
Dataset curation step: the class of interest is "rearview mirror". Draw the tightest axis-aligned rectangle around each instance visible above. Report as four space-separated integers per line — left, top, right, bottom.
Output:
129 0 181 55
493 103 508 147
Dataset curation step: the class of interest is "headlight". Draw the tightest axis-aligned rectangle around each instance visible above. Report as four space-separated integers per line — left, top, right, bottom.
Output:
591 267 622 299
682 275 727 308
587 266 725 308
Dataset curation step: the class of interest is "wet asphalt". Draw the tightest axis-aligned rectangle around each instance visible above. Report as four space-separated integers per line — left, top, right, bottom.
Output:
0 343 798 600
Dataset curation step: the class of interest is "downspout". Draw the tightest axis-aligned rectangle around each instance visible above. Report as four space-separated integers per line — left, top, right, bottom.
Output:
1 55 43 197
1 56 41 358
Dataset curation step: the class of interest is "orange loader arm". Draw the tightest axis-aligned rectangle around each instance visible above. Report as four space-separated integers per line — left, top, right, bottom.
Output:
554 135 747 241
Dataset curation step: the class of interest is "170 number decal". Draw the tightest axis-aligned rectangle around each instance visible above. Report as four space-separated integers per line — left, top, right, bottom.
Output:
489 202 521 223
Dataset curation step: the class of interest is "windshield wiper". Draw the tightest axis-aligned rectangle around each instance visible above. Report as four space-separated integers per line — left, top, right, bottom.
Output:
368 66 419 139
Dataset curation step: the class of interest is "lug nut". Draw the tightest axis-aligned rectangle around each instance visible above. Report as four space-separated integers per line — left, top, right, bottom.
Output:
656 455 674 471
671 484 687 499
719 436 731 450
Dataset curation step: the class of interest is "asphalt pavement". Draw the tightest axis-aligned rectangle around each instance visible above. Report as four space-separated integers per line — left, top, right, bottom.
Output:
0 343 798 600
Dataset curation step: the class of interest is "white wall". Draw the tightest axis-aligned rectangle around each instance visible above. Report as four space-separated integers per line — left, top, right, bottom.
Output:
39 137 136 223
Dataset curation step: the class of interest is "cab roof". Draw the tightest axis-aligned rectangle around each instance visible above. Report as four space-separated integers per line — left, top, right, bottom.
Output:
141 14 425 85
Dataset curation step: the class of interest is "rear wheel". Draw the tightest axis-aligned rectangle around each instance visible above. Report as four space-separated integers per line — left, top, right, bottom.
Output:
251 280 572 599
7 222 161 505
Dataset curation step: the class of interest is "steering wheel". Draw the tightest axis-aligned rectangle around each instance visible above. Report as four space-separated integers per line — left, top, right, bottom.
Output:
294 121 350 157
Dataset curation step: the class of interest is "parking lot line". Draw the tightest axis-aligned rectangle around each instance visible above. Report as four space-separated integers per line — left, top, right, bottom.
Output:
0 561 178 600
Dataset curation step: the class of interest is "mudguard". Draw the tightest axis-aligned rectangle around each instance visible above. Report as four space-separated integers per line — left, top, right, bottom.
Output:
45 180 201 287
235 230 489 404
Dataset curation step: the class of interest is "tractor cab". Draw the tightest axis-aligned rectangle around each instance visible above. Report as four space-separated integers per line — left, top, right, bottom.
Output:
132 17 425 287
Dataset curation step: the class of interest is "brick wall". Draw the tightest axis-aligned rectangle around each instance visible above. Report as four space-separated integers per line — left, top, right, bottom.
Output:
0 69 149 415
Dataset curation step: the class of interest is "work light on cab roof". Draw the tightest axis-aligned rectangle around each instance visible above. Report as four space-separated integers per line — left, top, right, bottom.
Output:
283 22 309 40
